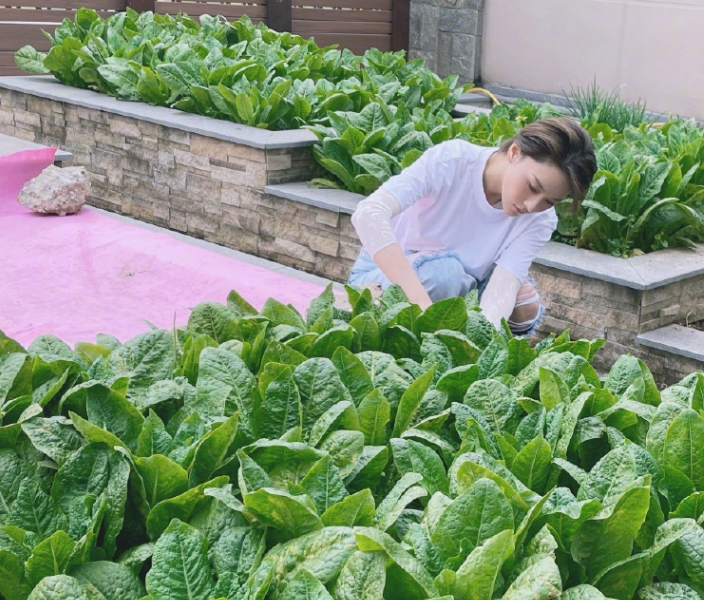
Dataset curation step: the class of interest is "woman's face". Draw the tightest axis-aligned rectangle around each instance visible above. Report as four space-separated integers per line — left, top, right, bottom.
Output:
501 143 572 217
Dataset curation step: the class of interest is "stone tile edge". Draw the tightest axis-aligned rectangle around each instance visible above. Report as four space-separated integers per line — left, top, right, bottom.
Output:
636 325 704 363
0 75 318 150
264 182 364 215
534 243 648 289
536 242 704 290
265 183 704 290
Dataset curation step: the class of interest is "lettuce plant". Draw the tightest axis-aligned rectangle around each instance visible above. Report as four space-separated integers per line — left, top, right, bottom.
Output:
306 99 563 194
555 120 704 256
15 9 466 132
0 285 703 600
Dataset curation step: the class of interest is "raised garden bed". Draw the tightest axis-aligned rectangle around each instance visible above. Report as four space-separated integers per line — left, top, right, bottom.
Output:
2 75 704 384
3 285 704 600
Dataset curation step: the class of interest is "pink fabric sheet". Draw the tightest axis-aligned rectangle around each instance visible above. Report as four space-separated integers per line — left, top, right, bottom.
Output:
0 149 330 348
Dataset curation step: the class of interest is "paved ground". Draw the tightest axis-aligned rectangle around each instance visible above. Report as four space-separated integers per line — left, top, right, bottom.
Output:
1 193 344 347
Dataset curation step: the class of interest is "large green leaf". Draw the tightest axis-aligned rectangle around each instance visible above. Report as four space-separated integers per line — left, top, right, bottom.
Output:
571 479 652 579
146 477 228 540
253 363 302 439
27 575 90 600
69 561 146 600
300 455 348 514
265 526 357 597
331 550 386 600
431 478 513 570
10 479 65 540
107 330 176 404
27 530 76 585
662 409 704 490
189 413 240 486
355 527 438 600
279 568 334 600
295 359 353 430
146 519 215 600
84 384 144 452
464 380 520 436
332 347 374 406
321 489 375 528
500 555 562 600
358 389 391 446
511 436 552 494
135 454 189 508
393 366 436 437
244 487 323 539
391 438 448 496
195 347 257 417
453 529 514 600
415 298 468 336
0 549 32 600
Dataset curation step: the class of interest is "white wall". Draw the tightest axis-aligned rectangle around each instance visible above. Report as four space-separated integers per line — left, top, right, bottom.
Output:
481 0 704 120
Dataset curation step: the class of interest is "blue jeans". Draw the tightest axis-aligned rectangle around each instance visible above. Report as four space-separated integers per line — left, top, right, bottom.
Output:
348 249 545 336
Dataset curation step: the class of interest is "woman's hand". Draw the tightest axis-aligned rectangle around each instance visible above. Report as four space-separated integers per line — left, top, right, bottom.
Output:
407 290 433 311
372 244 433 310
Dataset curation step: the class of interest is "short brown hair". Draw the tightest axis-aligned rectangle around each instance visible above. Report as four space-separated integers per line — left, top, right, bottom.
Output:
499 117 597 210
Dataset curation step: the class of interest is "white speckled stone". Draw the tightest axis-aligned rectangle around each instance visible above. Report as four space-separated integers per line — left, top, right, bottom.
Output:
18 165 90 216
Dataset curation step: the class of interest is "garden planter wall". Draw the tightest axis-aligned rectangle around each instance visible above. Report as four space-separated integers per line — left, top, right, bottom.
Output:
530 243 704 384
3 74 704 384
0 76 354 279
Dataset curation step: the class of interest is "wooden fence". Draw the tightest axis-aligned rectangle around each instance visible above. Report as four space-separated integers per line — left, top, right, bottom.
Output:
0 0 409 76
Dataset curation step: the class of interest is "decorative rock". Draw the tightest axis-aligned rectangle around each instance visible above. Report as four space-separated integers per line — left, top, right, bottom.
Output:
18 165 90 216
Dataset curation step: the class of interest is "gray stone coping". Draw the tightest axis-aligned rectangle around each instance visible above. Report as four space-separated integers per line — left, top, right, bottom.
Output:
458 92 494 108
637 325 704 363
266 182 704 290
0 132 72 162
0 76 319 150
536 242 704 290
265 182 363 215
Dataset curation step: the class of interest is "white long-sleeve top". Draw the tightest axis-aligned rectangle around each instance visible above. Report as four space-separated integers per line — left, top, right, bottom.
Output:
350 139 556 326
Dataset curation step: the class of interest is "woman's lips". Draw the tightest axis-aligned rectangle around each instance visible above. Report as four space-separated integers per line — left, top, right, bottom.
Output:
513 204 526 214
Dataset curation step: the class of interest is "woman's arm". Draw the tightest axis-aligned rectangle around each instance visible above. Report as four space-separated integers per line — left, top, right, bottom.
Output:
373 244 433 310
351 188 433 309
479 265 522 329
351 140 466 309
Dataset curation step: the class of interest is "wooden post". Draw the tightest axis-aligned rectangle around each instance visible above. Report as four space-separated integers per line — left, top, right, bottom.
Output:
126 0 156 13
391 0 410 52
268 0 292 33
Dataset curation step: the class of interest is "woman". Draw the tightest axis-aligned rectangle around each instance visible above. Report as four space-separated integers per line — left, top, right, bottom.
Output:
348 117 597 336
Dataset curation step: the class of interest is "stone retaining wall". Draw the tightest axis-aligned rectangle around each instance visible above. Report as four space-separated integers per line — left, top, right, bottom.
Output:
634 343 704 386
531 264 704 383
0 82 366 279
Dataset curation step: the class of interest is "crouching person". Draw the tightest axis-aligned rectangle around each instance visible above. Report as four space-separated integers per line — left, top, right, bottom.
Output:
348 118 597 336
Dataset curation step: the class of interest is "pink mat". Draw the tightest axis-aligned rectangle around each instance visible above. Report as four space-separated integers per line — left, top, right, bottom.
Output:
0 150 331 348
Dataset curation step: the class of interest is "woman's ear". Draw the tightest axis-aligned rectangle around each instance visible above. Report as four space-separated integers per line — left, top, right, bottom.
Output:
508 142 521 163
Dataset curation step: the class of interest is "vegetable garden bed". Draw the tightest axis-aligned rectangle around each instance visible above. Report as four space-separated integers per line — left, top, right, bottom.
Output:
1 286 704 600
3 76 704 383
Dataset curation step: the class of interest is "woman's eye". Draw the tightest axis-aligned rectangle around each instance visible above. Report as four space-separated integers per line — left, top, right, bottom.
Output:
529 184 537 193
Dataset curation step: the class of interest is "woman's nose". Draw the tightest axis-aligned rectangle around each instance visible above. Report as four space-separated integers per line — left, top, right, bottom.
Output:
526 197 542 212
